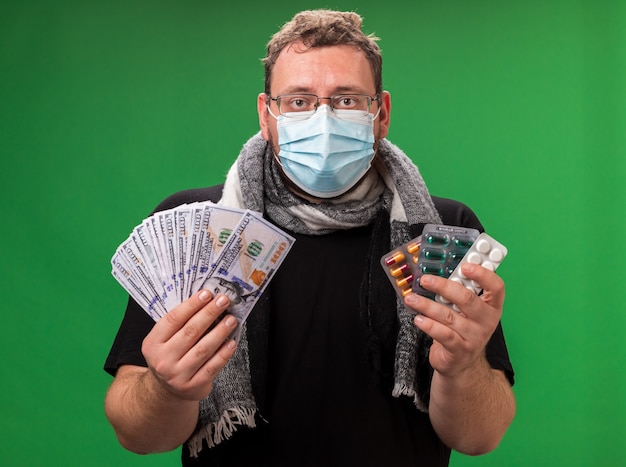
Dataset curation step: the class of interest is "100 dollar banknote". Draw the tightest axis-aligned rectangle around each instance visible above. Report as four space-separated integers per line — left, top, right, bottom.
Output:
202 210 295 340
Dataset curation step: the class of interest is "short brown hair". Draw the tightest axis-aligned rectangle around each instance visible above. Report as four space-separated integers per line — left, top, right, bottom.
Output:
262 9 383 95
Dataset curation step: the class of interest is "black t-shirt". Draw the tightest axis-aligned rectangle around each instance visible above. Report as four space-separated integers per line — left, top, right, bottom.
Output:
104 187 514 466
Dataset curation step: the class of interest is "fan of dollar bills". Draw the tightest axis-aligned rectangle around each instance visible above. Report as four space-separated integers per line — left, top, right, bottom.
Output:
111 201 295 338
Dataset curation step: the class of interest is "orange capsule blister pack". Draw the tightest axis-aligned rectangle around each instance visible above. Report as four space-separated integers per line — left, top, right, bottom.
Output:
380 224 480 301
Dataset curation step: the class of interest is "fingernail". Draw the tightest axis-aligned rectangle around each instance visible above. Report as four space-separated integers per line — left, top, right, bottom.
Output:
215 295 229 308
405 293 419 304
414 314 424 325
198 290 210 302
462 263 475 274
420 274 434 286
227 339 237 350
224 316 237 327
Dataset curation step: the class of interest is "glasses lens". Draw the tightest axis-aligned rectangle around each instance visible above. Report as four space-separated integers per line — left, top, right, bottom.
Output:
278 94 317 115
331 95 371 115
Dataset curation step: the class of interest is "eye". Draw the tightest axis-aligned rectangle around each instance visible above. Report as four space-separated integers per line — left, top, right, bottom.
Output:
333 95 360 109
285 95 314 111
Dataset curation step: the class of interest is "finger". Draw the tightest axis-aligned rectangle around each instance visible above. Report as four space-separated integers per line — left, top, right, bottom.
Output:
417 270 498 320
150 290 220 342
458 263 506 310
179 313 239 374
405 292 465 345
188 331 239 389
167 292 231 353
417 273 483 315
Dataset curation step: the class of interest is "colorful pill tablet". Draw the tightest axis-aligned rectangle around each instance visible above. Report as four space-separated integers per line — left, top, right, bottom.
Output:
425 232 449 246
448 251 466 262
406 242 420 254
390 263 409 277
423 248 446 261
421 265 444 276
453 236 474 248
396 274 414 287
384 251 405 266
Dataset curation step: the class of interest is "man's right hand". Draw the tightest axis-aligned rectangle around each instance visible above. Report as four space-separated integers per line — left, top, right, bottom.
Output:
142 289 238 401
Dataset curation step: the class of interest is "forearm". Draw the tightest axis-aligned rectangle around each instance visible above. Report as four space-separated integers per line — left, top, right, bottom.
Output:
429 357 516 456
105 365 199 454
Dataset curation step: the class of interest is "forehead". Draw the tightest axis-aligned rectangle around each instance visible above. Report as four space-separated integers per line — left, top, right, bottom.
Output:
270 42 376 95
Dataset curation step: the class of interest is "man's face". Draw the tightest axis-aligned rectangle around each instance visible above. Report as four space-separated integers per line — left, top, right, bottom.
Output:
257 42 391 174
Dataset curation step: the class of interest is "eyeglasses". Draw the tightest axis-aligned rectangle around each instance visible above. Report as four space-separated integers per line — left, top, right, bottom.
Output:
267 93 379 119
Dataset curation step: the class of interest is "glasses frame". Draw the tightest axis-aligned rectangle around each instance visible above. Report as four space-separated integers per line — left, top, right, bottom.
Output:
267 93 380 118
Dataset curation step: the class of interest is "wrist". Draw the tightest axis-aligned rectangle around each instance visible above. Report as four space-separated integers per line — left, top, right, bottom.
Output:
434 353 491 386
142 368 191 405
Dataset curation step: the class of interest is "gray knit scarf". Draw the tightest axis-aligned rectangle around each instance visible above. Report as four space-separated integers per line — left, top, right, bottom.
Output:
187 132 442 457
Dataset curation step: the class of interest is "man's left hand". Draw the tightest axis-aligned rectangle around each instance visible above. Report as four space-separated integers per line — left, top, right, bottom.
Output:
404 262 505 378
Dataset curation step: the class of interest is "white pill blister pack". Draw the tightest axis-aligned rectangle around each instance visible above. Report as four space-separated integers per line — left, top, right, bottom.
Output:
434 232 508 310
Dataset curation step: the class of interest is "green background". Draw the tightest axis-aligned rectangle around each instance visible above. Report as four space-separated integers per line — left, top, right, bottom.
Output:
1 0 624 465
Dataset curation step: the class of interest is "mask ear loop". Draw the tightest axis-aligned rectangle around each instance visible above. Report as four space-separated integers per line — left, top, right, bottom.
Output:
371 98 382 120
267 100 280 120
266 100 283 167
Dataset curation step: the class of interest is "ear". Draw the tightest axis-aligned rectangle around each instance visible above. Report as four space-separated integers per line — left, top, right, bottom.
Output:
258 93 271 141
377 91 391 139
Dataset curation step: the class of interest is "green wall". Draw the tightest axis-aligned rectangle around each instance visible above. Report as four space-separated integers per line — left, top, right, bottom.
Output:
1 1 624 465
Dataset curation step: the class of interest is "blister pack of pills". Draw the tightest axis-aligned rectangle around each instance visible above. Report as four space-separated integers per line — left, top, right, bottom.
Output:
380 224 488 302
412 224 481 300
434 232 507 310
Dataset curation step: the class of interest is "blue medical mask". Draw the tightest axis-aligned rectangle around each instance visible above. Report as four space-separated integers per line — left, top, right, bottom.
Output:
274 105 376 198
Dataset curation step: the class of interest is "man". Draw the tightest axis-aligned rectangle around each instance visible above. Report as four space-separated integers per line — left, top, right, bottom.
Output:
104 9 515 466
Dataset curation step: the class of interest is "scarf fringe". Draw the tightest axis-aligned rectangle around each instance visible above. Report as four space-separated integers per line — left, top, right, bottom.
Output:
188 406 257 458
392 383 429 413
